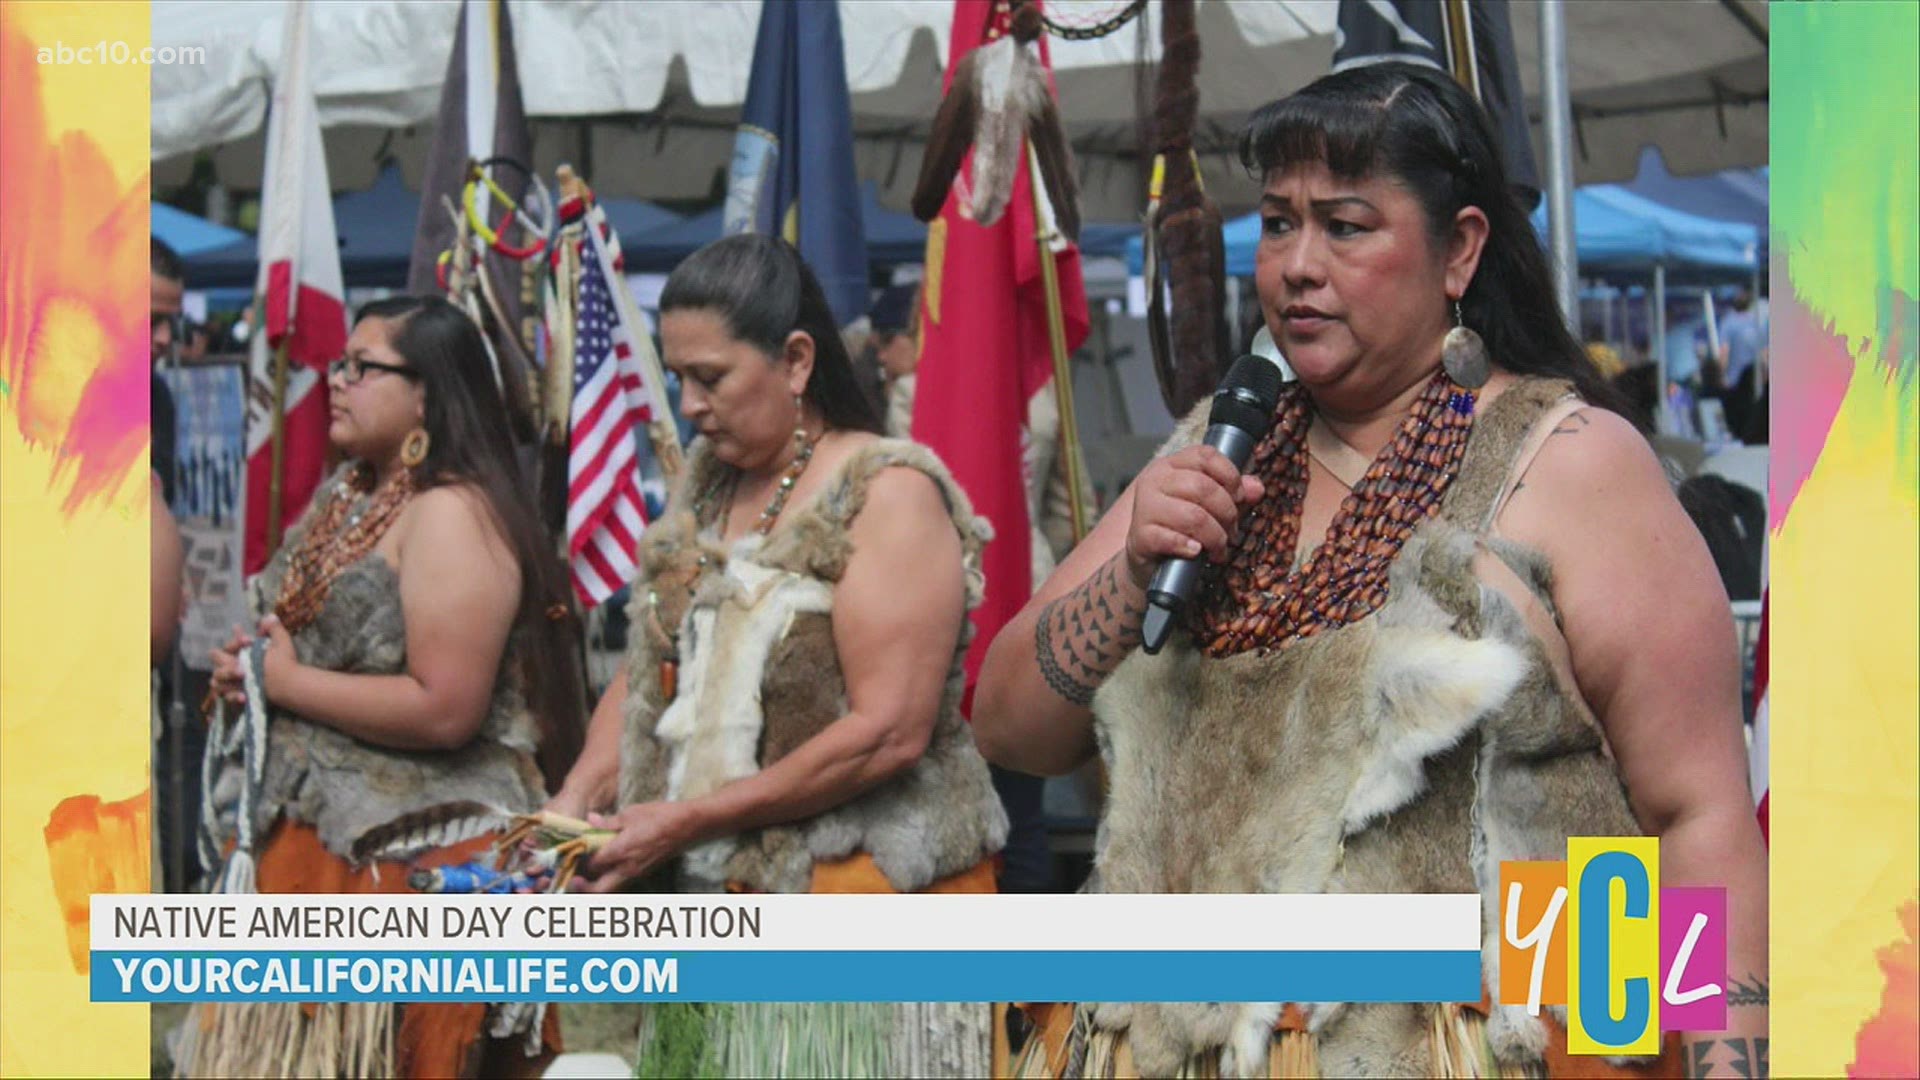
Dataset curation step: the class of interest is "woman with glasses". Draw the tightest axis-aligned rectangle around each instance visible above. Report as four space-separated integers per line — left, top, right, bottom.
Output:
181 296 584 1079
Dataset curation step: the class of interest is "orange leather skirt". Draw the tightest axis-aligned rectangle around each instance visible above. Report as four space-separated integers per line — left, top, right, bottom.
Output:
248 819 562 1079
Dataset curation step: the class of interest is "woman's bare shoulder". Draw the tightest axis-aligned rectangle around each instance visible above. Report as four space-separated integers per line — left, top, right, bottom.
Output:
1498 405 1672 546
397 482 516 570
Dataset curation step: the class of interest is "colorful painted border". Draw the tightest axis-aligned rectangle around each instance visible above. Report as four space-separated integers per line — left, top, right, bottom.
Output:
0 3 1915 1078
1 3 155 1077
1770 5 1919 1077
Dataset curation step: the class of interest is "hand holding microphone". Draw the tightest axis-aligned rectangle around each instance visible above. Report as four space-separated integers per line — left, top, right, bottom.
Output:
1126 355 1284 654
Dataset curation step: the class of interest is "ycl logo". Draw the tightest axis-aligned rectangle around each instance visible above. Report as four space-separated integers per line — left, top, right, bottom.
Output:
1499 838 1728 1055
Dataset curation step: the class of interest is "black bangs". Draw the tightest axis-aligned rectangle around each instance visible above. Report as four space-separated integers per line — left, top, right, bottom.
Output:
1238 88 1394 181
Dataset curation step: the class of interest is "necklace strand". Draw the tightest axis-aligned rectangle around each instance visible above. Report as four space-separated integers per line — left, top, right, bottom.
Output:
694 429 824 539
273 465 415 633
1192 370 1477 656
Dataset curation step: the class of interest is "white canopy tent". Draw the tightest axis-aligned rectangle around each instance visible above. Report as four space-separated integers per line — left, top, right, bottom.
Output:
152 0 1767 222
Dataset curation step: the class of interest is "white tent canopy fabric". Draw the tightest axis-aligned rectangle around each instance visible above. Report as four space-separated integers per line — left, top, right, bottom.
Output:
152 0 1766 221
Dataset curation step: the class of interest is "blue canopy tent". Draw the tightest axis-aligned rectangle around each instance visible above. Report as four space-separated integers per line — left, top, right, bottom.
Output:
621 182 921 274
179 164 682 289
152 202 247 257
1620 147 1767 235
622 180 1138 274
1528 185 1759 282
1126 183 1758 283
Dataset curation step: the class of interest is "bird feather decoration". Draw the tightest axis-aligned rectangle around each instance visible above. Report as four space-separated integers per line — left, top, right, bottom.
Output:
912 0 1080 242
347 800 519 865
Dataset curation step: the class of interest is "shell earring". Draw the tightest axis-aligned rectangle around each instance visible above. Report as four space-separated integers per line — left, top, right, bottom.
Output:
400 428 431 468
1441 300 1491 389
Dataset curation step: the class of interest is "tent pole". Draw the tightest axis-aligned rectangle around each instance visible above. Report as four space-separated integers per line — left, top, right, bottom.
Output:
1539 0 1579 332
1653 263 1668 432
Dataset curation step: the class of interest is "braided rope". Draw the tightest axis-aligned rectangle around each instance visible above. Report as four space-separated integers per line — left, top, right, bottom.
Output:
200 639 271 894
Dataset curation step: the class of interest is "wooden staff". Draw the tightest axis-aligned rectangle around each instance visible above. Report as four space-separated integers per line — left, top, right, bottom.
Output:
264 337 292 555
1028 142 1089 543
1443 0 1481 101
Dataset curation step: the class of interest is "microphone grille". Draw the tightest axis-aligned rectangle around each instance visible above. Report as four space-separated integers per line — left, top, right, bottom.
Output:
1221 354 1284 413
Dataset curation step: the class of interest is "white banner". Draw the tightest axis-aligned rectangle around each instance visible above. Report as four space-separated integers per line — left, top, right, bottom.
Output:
95 893 1479 953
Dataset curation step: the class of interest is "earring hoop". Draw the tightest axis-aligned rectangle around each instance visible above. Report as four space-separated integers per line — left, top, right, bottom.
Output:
400 428 431 468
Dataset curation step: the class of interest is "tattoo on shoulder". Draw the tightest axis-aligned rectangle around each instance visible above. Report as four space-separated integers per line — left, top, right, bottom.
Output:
1550 411 1593 438
1688 1037 1768 1079
1034 558 1146 708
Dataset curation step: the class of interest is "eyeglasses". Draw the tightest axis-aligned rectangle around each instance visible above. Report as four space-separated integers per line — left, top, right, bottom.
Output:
328 356 420 385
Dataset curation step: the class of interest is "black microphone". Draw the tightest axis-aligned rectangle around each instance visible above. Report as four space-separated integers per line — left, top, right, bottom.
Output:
1139 354 1285 655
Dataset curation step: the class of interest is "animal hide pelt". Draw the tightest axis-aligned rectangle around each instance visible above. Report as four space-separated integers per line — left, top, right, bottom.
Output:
348 800 517 865
912 4 1080 240
1077 379 1651 1078
619 438 1008 894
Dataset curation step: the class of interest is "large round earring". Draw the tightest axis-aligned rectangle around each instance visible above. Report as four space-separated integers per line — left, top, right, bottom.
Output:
1442 300 1491 389
400 428 431 468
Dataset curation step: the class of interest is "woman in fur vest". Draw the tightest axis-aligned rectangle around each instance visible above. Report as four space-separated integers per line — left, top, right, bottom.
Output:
554 233 1007 897
186 296 583 1077
974 64 1768 1079
551 234 1007 1074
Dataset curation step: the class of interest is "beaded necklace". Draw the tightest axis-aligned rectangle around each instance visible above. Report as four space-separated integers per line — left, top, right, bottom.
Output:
273 465 416 633
654 430 823 702
1191 369 1477 656
692 428 823 539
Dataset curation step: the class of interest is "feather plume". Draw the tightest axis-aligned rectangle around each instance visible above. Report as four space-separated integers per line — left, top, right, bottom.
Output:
966 37 1028 228
913 49 981 223
347 800 517 865
911 27 1080 240
1029 99 1081 242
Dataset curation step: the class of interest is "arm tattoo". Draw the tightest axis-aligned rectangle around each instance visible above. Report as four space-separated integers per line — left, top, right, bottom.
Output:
1726 976 1768 1008
1035 556 1146 707
1688 1037 1767 1079
1686 976 1768 1078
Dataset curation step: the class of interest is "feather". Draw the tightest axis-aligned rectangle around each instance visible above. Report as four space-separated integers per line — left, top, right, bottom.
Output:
913 50 981 222
347 800 516 865
913 35 1069 235
966 37 1028 228
1030 90 1081 242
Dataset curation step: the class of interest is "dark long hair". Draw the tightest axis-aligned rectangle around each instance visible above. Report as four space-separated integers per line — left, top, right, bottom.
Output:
1238 62 1624 417
353 295 585 787
658 234 885 435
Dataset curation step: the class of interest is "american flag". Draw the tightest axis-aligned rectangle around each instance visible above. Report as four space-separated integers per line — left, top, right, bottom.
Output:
567 225 653 606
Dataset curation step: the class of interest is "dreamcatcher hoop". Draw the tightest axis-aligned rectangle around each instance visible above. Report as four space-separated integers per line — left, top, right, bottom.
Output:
460 156 553 261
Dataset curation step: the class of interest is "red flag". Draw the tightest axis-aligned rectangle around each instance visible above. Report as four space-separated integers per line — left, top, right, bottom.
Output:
912 0 1090 696
243 0 345 574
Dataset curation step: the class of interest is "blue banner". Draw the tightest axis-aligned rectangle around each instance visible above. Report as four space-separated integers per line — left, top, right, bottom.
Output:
723 0 869 325
93 949 1481 1004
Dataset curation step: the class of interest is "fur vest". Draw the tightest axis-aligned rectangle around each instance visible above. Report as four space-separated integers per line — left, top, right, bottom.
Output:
618 437 1010 894
1085 378 1648 1078
204 471 546 863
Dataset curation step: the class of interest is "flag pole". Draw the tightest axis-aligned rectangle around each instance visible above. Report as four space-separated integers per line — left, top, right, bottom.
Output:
1028 142 1090 543
264 336 292 555
1441 0 1481 101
